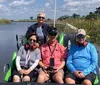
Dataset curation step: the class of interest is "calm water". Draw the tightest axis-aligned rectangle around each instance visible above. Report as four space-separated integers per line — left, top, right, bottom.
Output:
0 22 34 82
0 22 100 82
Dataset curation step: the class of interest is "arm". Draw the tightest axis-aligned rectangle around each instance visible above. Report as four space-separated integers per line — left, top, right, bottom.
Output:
16 47 23 71
58 58 65 70
83 44 98 75
28 59 39 73
25 25 35 38
66 46 76 73
16 55 21 71
39 60 47 69
16 47 25 74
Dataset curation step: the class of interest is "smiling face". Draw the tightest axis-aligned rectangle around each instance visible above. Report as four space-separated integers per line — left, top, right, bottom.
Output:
37 13 45 24
77 34 86 44
28 35 37 47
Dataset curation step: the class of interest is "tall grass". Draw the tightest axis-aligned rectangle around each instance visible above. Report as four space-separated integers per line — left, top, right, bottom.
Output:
59 19 100 45
0 19 11 24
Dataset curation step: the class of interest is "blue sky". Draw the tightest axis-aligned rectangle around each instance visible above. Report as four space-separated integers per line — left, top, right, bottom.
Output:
0 0 100 20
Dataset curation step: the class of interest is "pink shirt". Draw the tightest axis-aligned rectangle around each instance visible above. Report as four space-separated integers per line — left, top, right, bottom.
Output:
40 40 67 68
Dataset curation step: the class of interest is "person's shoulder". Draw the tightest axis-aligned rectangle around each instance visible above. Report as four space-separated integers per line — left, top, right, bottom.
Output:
33 48 40 53
87 42 94 46
20 46 24 49
35 48 40 51
43 23 49 25
41 43 48 48
87 42 96 49
29 23 38 27
43 23 50 27
18 46 24 51
57 43 66 49
40 43 48 50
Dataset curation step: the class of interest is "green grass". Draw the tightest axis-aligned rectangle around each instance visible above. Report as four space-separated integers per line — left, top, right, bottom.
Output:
0 19 11 24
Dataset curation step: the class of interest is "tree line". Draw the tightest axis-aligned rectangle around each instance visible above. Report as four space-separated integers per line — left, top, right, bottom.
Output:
58 7 100 20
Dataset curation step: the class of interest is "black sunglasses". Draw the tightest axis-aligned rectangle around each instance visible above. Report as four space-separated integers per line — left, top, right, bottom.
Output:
77 34 85 39
29 39 36 42
38 16 45 19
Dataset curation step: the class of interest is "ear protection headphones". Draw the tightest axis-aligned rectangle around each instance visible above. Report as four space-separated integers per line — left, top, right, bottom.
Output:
24 43 37 51
76 41 88 47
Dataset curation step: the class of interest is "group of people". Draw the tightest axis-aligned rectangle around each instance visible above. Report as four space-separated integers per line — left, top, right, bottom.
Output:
13 12 98 85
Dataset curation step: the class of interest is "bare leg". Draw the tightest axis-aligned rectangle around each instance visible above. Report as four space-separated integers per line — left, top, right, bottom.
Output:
13 75 21 82
23 76 30 82
37 70 49 83
83 79 92 85
53 71 64 84
65 77 75 84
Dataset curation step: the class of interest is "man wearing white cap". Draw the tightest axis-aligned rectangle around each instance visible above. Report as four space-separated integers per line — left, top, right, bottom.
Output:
65 29 98 85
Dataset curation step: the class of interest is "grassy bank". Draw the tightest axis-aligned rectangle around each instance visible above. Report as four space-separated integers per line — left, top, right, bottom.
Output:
54 19 100 45
0 19 11 24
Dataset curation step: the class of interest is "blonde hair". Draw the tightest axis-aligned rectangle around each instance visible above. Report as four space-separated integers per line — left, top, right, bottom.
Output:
37 12 46 18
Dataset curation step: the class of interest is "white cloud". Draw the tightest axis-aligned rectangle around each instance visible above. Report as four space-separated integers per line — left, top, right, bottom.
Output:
45 3 50 8
61 0 100 15
67 1 80 7
9 0 35 7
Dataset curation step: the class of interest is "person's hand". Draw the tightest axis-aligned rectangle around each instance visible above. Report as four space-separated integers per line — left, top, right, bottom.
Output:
77 72 85 78
74 70 79 76
53 68 58 73
42 66 47 70
42 66 48 73
19 69 24 75
24 69 31 75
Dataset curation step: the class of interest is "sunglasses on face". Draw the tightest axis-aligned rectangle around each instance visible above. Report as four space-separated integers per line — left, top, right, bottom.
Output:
29 39 36 42
38 16 45 19
77 34 85 39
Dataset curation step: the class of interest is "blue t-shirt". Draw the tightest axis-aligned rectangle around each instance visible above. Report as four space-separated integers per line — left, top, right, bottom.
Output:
66 42 98 76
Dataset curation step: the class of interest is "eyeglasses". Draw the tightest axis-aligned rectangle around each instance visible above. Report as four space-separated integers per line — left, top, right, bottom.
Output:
77 34 85 39
38 16 45 19
29 39 36 42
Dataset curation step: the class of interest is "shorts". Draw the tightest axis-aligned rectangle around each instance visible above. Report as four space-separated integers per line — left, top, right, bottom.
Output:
65 72 96 84
13 66 36 80
39 68 64 78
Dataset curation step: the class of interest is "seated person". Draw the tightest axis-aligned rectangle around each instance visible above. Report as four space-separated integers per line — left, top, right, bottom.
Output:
37 28 67 84
65 29 98 85
13 33 41 82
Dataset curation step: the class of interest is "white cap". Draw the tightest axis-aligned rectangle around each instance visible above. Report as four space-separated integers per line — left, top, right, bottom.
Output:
77 29 86 36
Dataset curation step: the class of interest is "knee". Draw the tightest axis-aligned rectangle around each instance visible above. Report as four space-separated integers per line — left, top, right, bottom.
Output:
13 75 20 82
23 76 30 82
37 75 45 83
83 79 92 85
54 75 63 81
65 78 75 84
